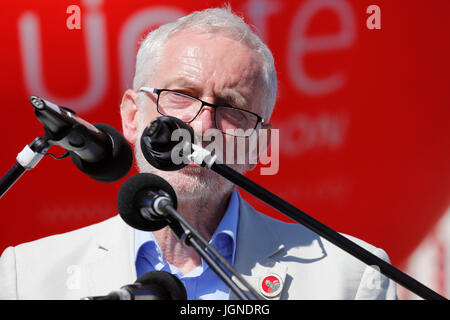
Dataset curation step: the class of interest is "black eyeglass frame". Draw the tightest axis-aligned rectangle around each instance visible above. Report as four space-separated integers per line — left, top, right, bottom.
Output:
139 87 265 137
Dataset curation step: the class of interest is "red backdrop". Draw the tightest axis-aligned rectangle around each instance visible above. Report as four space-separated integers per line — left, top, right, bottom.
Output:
0 0 449 270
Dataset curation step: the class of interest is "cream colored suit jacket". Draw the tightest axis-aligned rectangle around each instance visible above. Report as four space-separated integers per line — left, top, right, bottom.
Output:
0 194 397 300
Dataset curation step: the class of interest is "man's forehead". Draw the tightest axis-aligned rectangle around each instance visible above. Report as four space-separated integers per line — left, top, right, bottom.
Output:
162 28 261 64
152 29 265 112
167 28 244 47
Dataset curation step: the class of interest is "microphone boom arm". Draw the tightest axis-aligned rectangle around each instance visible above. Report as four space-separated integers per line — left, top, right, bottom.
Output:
186 144 447 300
157 199 264 300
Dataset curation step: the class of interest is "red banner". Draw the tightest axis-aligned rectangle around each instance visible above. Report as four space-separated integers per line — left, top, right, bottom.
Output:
0 0 449 268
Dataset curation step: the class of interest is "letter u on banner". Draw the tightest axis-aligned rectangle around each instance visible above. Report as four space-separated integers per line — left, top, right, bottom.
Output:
17 7 108 113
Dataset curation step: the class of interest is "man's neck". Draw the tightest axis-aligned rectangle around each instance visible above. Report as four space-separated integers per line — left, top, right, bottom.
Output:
152 187 234 275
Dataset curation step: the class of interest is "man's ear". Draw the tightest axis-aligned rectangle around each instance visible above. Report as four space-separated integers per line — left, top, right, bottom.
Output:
120 89 139 145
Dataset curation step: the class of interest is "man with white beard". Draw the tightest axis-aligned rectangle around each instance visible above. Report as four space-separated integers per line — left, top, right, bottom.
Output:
0 7 397 300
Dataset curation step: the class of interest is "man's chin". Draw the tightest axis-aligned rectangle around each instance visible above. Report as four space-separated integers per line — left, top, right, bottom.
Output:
140 163 230 199
134 146 250 200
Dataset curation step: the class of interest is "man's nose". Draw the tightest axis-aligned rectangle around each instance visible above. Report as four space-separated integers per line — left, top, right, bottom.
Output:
189 105 215 135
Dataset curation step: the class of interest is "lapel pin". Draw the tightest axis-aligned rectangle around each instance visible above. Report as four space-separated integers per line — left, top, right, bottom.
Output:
259 273 283 298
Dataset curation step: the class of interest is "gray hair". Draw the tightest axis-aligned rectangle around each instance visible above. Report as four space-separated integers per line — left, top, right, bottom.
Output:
133 7 277 120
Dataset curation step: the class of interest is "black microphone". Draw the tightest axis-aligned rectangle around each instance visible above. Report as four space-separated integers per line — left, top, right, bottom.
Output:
117 172 178 231
140 116 194 171
83 271 187 300
30 96 132 182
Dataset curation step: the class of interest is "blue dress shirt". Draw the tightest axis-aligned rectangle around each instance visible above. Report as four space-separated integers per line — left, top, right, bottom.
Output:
134 189 240 300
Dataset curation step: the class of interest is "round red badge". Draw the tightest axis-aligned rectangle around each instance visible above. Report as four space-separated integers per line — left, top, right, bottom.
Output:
259 274 282 298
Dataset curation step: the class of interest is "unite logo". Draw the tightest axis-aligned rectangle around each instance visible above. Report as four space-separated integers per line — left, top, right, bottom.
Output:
15 0 363 160
14 0 361 160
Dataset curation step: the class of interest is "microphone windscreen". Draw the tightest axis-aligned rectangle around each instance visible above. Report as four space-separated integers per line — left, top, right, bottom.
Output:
70 123 133 182
117 173 178 231
136 271 187 300
140 116 194 171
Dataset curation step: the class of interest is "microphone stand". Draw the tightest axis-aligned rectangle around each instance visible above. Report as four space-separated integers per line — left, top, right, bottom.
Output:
187 144 447 300
155 198 263 300
0 136 49 199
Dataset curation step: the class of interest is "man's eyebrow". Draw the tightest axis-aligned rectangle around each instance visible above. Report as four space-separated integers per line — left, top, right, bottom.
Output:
163 77 199 90
162 78 248 108
217 89 247 109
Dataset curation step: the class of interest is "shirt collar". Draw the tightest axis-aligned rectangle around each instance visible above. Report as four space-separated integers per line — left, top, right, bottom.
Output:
134 188 240 266
208 188 240 265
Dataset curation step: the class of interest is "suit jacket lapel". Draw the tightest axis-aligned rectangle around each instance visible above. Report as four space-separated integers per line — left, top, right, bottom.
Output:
84 216 137 298
230 194 288 300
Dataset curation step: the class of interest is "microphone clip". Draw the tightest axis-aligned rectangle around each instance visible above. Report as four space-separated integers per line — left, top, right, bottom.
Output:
187 144 217 169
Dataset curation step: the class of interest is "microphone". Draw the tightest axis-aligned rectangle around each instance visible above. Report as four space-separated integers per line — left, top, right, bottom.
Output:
140 116 194 171
30 96 133 182
117 172 178 231
83 270 187 300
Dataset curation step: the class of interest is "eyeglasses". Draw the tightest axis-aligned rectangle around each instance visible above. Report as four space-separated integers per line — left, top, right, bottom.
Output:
139 87 264 137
